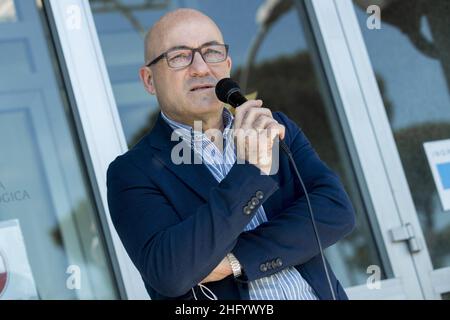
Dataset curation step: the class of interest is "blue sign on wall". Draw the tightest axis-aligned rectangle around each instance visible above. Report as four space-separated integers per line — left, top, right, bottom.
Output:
437 162 450 190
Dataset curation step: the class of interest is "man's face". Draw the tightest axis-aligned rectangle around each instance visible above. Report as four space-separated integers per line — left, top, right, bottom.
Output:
147 17 232 123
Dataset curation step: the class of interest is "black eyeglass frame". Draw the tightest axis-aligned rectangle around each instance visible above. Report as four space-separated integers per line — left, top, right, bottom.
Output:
145 43 229 69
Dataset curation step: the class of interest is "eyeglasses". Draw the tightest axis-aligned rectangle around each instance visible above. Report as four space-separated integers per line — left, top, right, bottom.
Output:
146 43 229 69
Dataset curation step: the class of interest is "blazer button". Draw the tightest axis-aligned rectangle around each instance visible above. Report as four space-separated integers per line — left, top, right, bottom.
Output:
250 197 259 206
275 258 283 267
243 206 252 215
248 202 255 210
255 191 264 200
266 262 272 270
271 260 278 269
260 264 267 272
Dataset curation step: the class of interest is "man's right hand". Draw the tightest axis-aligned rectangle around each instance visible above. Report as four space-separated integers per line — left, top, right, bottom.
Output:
233 100 285 175
200 257 232 284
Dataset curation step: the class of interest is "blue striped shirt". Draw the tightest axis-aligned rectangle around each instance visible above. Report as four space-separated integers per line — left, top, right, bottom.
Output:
161 108 318 300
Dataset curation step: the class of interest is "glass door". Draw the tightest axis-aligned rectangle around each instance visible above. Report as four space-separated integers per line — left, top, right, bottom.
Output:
0 0 119 299
351 0 450 299
305 0 435 299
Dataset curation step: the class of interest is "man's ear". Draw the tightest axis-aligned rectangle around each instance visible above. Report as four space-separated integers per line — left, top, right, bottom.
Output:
139 67 156 95
226 56 232 71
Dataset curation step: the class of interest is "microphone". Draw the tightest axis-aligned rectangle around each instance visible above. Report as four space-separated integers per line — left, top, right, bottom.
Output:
215 78 247 108
215 78 337 300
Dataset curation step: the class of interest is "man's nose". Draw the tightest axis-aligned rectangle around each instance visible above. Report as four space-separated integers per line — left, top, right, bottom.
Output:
189 51 210 76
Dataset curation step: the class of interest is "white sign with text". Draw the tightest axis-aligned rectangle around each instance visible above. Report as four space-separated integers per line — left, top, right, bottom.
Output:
0 219 38 299
424 139 450 211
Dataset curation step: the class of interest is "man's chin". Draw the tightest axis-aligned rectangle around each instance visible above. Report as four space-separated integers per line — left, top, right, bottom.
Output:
187 100 223 115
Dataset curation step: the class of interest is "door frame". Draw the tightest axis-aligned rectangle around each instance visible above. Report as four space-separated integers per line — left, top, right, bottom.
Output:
45 0 149 299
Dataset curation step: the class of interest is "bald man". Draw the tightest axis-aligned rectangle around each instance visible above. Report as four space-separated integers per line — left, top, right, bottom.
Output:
107 9 355 300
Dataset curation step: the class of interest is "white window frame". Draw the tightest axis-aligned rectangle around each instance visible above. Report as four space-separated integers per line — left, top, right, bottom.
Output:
46 0 149 299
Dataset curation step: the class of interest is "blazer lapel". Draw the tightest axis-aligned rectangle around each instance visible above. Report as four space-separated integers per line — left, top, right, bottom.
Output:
145 112 219 201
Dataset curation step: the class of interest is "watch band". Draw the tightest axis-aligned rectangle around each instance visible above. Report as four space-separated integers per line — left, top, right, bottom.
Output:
226 253 242 278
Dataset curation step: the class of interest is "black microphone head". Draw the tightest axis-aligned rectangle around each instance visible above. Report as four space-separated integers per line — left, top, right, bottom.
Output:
215 78 242 106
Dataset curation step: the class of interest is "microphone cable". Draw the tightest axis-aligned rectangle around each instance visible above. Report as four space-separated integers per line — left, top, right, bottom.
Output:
279 140 336 300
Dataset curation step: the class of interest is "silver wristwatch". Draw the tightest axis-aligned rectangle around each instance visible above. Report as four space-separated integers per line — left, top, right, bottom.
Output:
226 253 242 278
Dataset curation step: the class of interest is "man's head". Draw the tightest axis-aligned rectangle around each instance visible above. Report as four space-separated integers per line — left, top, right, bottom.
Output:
139 9 232 126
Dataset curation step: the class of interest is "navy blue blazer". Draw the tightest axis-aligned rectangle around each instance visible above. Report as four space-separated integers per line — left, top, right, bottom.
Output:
106 111 356 300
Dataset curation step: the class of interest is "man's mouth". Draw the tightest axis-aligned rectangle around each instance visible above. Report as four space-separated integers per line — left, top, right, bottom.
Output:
190 84 215 92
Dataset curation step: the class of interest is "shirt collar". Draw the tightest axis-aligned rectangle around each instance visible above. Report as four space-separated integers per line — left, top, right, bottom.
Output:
161 107 234 143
